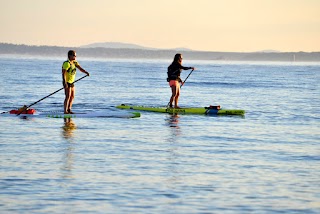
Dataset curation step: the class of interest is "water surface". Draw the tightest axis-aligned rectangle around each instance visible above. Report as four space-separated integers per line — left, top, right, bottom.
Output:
0 57 319 213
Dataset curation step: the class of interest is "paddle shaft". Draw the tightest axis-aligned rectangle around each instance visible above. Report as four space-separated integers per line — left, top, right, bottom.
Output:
181 69 194 89
16 75 88 115
167 69 194 107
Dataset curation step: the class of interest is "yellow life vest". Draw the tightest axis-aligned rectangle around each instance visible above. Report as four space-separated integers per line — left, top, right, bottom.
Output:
62 60 79 83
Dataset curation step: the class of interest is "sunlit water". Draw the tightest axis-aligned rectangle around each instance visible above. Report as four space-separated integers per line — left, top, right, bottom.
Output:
0 56 319 213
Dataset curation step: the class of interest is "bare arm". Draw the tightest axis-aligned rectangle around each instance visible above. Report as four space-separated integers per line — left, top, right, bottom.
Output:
181 65 195 70
62 68 67 88
76 65 90 76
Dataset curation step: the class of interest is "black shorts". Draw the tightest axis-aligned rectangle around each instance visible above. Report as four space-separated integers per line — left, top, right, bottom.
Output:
67 83 74 88
63 82 74 88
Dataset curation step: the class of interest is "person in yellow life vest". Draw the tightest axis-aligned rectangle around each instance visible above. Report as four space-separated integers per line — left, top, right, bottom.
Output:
62 50 90 114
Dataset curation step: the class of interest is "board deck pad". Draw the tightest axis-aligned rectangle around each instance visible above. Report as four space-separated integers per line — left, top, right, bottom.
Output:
116 104 245 115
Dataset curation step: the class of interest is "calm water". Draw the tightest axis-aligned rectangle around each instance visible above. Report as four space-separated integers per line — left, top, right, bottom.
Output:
0 56 319 213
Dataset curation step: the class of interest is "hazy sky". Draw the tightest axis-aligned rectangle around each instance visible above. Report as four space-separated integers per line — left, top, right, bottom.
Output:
1 0 319 52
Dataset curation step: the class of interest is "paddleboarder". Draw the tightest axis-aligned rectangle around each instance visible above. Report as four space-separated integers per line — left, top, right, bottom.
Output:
167 53 195 108
62 50 90 114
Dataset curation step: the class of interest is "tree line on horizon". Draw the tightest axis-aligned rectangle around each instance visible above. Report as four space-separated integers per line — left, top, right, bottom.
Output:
0 43 319 62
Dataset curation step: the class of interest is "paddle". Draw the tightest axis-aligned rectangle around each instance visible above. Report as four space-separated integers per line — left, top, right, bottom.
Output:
181 68 194 88
167 68 194 107
14 75 89 116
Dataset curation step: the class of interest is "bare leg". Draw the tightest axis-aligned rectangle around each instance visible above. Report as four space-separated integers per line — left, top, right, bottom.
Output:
174 84 180 108
169 85 177 108
64 87 71 114
170 83 180 108
67 87 75 113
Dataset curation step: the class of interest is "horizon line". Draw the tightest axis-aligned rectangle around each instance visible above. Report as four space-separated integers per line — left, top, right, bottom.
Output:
1 42 319 54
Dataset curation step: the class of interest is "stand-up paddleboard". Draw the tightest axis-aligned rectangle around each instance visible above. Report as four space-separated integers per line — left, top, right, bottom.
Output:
1 109 141 118
116 104 245 115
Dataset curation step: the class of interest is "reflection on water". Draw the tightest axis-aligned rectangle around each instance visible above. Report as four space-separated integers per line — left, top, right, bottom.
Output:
166 114 180 128
164 114 183 191
168 114 180 128
60 118 77 178
165 114 181 140
60 145 75 179
62 118 77 139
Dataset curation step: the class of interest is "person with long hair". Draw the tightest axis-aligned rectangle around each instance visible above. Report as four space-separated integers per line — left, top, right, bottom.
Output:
167 53 195 108
62 50 90 114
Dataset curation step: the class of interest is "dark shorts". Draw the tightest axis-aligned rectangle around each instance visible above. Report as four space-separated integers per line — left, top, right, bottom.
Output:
67 83 74 88
63 82 74 88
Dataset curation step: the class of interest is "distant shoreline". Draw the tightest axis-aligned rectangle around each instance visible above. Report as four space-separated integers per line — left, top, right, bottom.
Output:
0 43 319 62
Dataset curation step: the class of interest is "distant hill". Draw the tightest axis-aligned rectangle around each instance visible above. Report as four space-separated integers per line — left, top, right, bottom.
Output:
80 42 193 51
0 43 319 62
256 50 281 53
80 42 155 50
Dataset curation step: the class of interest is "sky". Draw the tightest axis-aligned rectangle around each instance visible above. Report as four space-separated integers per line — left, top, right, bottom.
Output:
0 0 319 52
